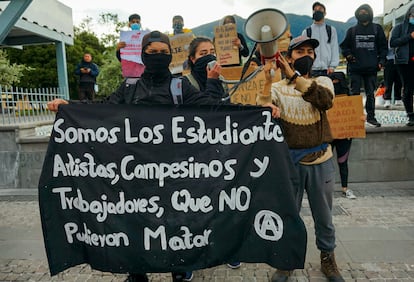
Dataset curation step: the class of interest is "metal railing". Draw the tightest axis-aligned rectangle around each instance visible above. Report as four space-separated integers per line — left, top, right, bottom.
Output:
0 85 65 125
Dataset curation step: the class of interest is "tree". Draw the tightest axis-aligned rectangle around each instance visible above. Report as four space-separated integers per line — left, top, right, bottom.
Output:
0 49 31 87
4 14 124 98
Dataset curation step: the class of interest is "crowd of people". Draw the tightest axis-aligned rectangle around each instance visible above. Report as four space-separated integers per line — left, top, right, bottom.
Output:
61 2 413 282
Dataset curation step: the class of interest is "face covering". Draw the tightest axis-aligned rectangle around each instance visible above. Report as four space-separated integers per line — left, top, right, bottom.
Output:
142 53 172 76
358 14 370 22
409 18 414 25
192 54 216 89
293 56 314 76
130 23 141 30
312 11 324 21
173 23 184 34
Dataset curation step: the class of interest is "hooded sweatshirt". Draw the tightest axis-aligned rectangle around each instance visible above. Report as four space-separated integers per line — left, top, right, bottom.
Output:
390 3 414 64
340 4 388 74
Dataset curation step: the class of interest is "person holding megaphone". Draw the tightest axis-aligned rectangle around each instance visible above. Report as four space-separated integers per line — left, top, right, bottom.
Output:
256 35 345 282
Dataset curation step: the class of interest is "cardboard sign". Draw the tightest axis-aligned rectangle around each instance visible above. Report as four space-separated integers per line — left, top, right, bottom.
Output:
276 25 291 53
214 24 240 66
38 104 307 276
169 33 194 74
327 95 366 139
221 66 281 105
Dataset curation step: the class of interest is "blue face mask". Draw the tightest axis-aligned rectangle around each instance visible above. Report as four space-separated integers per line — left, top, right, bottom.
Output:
409 18 414 25
130 23 141 30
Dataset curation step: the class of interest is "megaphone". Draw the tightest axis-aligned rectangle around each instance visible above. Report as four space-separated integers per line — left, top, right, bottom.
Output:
244 8 288 65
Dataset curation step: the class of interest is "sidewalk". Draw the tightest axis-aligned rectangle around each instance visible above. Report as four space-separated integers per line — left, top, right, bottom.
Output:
1 181 414 281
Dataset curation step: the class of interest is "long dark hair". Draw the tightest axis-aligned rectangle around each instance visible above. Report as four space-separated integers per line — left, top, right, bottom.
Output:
187 37 213 70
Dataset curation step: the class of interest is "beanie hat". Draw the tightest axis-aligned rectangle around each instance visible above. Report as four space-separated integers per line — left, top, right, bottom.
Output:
141 31 171 51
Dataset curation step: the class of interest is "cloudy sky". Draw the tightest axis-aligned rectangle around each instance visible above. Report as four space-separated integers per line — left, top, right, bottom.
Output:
59 0 384 34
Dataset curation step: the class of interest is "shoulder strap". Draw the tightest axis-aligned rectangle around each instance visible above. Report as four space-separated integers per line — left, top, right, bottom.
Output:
184 73 200 91
326 24 332 43
306 27 312 38
307 25 331 43
170 77 183 105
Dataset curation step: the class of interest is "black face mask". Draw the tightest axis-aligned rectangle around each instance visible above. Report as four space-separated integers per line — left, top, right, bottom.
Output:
312 11 324 21
173 23 184 34
192 54 216 88
358 14 370 22
293 56 314 76
142 53 172 76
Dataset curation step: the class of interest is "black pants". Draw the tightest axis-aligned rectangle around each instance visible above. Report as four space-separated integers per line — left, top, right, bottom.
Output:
331 139 352 188
78 83 95 101
383 60 402 100
397 62 414 114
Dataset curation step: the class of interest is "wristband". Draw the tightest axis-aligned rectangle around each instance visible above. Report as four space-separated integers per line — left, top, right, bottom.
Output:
288 70 301 84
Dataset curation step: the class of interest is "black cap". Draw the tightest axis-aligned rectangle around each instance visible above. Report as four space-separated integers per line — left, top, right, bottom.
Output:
288 35 319 51
141 31 171 51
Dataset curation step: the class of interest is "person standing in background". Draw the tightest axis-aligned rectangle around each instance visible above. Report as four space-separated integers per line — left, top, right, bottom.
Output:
172 15 192 35
220 15 249 66
74 53 99 101
390 3 414 126
383 25 403 109
340 4 387 128
115 14 146 78
116 14 142 62
302 1 340 77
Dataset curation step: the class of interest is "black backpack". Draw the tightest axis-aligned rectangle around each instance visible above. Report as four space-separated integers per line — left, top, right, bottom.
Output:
328 72 350 95
306 25 332 43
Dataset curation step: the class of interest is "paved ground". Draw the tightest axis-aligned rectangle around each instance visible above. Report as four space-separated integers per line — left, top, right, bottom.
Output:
1 181 414 281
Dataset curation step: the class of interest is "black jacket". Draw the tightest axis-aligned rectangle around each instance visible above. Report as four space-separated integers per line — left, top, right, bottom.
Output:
340 4 387 74
107 73 225 105
74 61 99 84
390 3 414 65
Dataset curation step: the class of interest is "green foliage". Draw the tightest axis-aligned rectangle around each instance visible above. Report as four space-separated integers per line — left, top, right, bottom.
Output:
0 49 32 87
96 47 123 98
7 45 57 88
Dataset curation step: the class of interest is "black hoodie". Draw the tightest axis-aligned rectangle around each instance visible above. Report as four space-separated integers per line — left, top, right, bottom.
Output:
340 4 388 74
390 3 414 64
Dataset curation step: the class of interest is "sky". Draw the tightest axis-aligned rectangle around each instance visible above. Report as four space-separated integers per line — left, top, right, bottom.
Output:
59 0 385 35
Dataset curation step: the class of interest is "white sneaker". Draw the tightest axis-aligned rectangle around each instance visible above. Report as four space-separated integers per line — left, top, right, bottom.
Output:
342 189 356 199
383 100 391 109
395 100 404 106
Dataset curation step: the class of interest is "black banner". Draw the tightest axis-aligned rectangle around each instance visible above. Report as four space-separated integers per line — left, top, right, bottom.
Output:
38 104 306 275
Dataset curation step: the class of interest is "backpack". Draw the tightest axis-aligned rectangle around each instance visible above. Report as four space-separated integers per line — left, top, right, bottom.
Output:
306 25 332 43
328 72 350 95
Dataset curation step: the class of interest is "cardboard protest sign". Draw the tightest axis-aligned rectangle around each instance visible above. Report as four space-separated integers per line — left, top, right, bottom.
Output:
38 104 307 276
214 24 240 66
327 95 366 139
276 25 291 52
220 66 281 105
119 30 149 78
169 33 194 74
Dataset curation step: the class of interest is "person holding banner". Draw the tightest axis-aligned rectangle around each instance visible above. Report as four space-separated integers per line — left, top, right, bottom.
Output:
256 36 345 282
